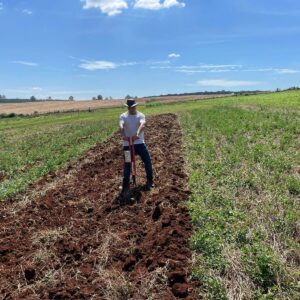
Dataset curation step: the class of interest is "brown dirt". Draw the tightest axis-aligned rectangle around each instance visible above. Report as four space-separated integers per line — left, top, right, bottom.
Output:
0 114 200 299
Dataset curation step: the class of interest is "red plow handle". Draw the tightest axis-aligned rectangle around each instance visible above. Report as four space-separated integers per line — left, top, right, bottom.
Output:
129 137 137 186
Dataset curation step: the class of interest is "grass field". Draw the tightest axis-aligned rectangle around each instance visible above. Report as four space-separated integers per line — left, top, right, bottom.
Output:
0 90 299 299
181 105 300 299
0 94 226 115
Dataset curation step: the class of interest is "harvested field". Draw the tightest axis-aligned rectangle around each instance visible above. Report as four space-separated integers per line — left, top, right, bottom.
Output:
0 99 124 115
0 114 199 299
0 94 228 115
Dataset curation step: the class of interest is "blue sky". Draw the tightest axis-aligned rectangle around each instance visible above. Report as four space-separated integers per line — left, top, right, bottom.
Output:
0 0 300 100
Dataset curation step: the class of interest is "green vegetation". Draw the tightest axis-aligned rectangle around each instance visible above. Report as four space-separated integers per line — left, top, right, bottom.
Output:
1 90 299 201
0 90 299 298
181 102 300 299
0 108 122 199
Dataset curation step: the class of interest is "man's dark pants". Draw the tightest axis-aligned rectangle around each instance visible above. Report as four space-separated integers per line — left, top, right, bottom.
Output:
123 143 153 186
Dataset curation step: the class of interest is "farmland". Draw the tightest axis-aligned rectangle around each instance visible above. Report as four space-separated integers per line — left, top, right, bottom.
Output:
0 91 299 299
182 105 300 299
0 94 227 115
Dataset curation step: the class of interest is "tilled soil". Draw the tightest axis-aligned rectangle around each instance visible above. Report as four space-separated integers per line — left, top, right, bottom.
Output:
0 113 200 299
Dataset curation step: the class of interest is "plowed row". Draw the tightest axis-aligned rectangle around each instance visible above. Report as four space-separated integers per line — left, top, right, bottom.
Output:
0 114 199 299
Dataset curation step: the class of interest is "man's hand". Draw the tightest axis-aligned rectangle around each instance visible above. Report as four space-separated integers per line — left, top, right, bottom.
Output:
121 136 138 142
125 136 138 142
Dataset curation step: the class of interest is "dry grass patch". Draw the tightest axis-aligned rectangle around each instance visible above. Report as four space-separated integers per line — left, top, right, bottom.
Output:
32 228 68 248
93 266 134 300
222 247 256 300
14 267 65 298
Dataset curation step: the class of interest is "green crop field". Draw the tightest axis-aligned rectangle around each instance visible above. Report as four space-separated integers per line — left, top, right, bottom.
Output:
181 103 300 299
0 90 299 299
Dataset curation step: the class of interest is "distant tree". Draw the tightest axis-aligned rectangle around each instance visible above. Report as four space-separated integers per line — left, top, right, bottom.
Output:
69 96 74 101
105 97 109 100
125 94 132 100
92 97 97 100
134 96 138 99
30 96 36 101
0 95 6 99
276 88 281 92
48 96 52 101
287 86 300 91
109 96 113 100
97 94 103 100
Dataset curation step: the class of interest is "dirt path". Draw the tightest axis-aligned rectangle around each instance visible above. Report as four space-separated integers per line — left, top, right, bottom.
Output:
0 114 199 299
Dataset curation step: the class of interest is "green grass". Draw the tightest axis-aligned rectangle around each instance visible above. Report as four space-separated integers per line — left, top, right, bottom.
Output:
0 90 299 298
0 108 122 199
181 105 300 299
1 90 299 201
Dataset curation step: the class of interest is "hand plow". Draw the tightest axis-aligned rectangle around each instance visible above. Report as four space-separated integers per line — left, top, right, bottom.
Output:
129 136 137 186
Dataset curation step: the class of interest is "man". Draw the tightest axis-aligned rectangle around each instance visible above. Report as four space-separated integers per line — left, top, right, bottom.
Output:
119 99 154 194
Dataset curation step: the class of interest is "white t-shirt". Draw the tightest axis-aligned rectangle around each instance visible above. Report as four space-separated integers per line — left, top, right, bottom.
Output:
119 111 146 146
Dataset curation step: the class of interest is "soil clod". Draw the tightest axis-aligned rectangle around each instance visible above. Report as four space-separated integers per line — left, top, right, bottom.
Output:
152 204 162 221
24 267 36 283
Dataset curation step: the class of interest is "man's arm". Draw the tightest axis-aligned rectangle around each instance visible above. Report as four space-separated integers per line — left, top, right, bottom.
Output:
136 121 145 136
119 116 128 141
133 116 146 140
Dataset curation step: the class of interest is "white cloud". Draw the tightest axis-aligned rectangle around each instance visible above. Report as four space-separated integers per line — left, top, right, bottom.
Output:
177 69 236 74
182 64 237 69
32 87 42 91
119 61 138 67
168 53 180 58
176 65 299 75
177 69 206 74
82 0 185 15
244 68 300 74
200 64 242 69
244 68 272 72
196 79 262 88
276 68 300 74
176 64 242 73
13 61 38 67
82 0 128 16
134 0 185 10
177 64 241 70
79 60 137 70
79 60 118 70
22 9 33 15
0 3 3 10
163 0 185 8
147 59 170 65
